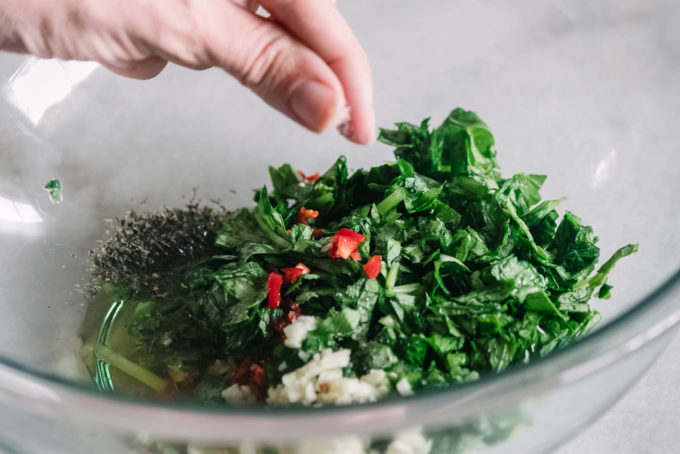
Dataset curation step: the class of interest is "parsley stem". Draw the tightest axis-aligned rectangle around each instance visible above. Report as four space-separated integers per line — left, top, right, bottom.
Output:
95 345 168 391
390 283 423 294
385 263 400 296
377 187 405 216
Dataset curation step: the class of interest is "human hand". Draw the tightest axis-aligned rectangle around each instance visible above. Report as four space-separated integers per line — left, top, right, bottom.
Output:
0 0 375 144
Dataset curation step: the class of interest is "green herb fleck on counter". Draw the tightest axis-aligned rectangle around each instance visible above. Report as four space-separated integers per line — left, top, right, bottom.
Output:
44 178 62 204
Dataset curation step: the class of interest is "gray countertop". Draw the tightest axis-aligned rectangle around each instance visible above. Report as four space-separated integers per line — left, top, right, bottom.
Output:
558 333 680 453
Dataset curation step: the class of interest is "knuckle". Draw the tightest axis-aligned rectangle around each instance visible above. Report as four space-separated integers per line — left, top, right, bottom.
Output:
167 2 212 65
135 0 211 67
181 24 211 66
237 26 292 90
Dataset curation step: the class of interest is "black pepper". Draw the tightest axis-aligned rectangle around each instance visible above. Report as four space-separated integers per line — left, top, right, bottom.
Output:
89 203 226 298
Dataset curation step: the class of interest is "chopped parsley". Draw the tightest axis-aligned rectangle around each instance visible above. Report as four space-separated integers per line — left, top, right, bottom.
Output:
90 108 637 403
43 178 62 203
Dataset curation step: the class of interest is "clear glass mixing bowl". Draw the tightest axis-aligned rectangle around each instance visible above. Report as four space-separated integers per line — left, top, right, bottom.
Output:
1 1 679 453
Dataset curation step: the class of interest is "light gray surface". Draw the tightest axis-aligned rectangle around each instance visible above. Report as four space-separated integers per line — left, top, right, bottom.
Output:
557 333 680 454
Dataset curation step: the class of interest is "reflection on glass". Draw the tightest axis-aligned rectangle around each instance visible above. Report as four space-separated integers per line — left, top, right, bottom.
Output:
127 410 529 454
0 194 42 224
0 366 61 403
6 58 98 125
592 149 617 188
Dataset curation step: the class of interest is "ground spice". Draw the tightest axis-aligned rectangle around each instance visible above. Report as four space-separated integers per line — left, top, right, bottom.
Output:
89 203 225 297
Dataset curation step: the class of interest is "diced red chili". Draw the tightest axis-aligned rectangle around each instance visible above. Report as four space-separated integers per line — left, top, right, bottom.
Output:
298 207 319 225
268 272 283 308
249 363 268 399
334 228 365 242
282 267 304 283
312 228 325 239
295 263 310 274
229 358 267 400
281 263 310 283
298 171 320 183
273 317 288 335
274 300 303 337
363 255 382 279
230 357 252 385
249 363 266 389
287 300 302 322
329 228 366 260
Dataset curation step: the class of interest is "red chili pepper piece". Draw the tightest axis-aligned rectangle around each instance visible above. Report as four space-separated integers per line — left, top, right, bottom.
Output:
282 267 304 283
312 228 325 239
229 358 267 400
298 207 319 225
287 300 302 322
281 263 311 283
329 228 366 260
273 317 288 335
363 255 382 279
295 263 310 274
268 272 283 308
249 363 266 389
273 300 302 337
230 357 252 385
298 171 320 183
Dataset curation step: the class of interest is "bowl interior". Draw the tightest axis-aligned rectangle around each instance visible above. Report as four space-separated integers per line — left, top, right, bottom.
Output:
0 0 679 387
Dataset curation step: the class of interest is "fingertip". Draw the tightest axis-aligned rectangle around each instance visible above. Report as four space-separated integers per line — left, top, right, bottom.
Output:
289 80 344 133
329 51 376 144
338 109 376 145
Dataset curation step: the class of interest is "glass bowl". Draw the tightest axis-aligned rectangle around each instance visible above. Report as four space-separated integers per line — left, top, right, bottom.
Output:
1 1 679 452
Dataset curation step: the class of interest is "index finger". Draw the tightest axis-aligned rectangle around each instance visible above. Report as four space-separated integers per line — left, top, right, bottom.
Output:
257 0 375 144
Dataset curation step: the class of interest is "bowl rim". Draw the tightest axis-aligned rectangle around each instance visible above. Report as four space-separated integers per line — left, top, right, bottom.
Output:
0 260 678 441
1 54 679 441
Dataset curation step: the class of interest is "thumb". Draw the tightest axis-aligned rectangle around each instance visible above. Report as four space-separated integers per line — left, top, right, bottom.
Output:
155 1 348 133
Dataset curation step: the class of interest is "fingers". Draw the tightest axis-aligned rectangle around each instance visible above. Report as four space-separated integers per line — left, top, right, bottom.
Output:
149 0 347 134
230 0 260 13
101 56 168 80
257 0 375 144
12 0 372 142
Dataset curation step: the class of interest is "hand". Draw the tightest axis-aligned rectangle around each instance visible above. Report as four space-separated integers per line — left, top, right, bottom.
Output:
0 0 375 144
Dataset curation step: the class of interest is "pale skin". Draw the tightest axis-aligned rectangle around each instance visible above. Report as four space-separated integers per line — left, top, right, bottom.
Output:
0 0 375 144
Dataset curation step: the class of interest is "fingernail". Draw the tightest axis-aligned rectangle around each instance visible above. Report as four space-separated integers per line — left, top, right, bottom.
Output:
337 120 353 140
365 107 378 144
290 80 337 132
338 101 376 145
338 115 377 145
365 122 377 144
329 101 350 130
